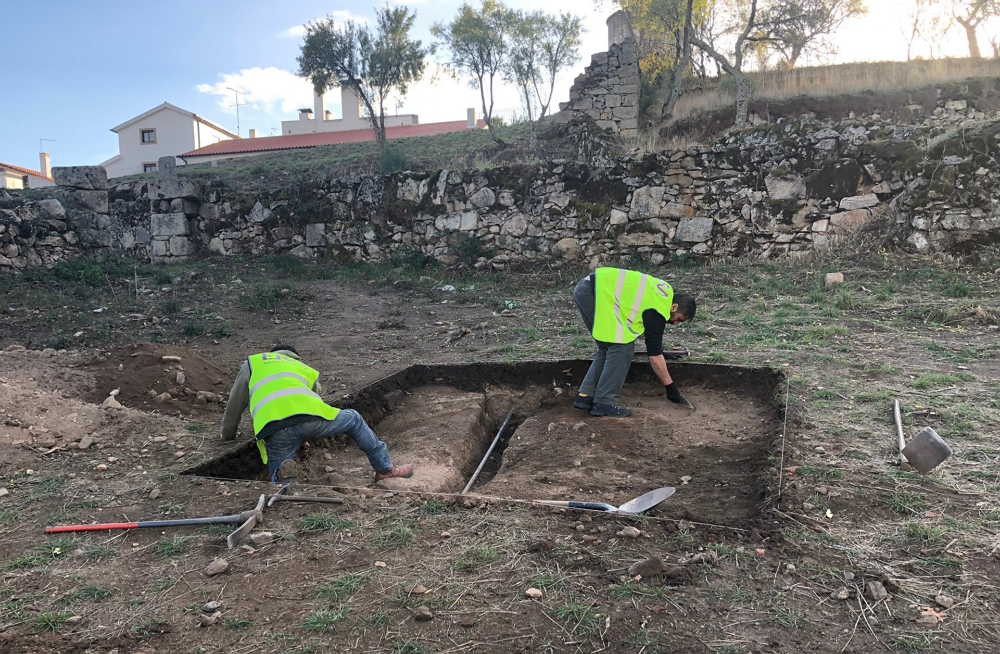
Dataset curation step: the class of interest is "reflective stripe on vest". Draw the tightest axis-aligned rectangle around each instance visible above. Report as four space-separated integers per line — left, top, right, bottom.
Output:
591 267 673 344
246 353 340 440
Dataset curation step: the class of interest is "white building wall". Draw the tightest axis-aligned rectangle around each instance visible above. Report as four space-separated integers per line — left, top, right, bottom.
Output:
105 108 199 178
1 170 24 189
195 120 234 149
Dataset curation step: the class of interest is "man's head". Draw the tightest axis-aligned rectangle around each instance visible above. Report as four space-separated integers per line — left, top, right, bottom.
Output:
271 344 299 355
669 293 696 324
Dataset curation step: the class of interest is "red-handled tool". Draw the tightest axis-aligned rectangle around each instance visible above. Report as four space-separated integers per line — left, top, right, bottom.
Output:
45 512 250 534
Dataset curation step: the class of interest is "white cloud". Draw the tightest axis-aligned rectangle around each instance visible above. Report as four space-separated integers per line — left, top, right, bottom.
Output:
278 10 369 39
196 67 314 115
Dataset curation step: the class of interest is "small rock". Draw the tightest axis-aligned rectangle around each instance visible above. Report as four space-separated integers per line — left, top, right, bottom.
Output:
65 615 83 624
440 531 451 538
201 600 223 613
628 557 666 578
203 558 229 577
680 475 692 484
95 464 108 471
108 388 120 397
831 586 850 600
457 615 477 628
617 526 642 538
101 395 124 409
175 371 186 386
149 488 161 500
374 561 387 568
324 466 334 473
78 436 95 450
934 594 955 609
575 524 586 532
411 584 429 595
156 392 173 402
685 551 720 565
525 587 543 599
152 436 168 442
784 563 796 573
824 272 845 288
755 548 766 557
581 534 599 543
174 450 186 458
161 355 182 362
865 580 888 601
198 611 221 627
0 488 8 497
249 532 275 546
412 605 434 622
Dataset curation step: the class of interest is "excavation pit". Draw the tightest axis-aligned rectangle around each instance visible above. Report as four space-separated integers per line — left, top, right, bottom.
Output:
185 360 787 526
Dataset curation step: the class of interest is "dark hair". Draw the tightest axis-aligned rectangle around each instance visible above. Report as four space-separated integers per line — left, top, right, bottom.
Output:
673 293 696 320
271 344 299 355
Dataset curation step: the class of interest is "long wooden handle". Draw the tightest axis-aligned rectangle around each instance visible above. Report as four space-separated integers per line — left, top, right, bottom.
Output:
893 399 907 465
271 495 345 504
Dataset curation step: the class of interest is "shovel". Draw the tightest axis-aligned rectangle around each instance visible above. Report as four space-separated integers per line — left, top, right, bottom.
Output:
536 486 675 514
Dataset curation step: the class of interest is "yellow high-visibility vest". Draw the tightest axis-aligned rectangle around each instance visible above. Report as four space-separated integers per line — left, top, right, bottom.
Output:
591 267 673 344
247 352 339 463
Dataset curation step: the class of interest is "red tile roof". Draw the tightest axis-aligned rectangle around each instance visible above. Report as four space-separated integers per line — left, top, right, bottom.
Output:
180 120 484 158
0 161 52 180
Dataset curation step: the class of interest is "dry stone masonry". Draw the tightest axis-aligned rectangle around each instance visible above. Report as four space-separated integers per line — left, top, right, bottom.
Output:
2 101 997 272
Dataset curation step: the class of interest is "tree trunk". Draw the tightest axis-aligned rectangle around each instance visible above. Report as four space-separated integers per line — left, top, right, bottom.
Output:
661 0 695 121
957 17 982 58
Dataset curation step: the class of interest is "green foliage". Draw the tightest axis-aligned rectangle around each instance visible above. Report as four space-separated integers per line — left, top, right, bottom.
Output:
451 234 493 267
317 574 367 601
298 6 428 144
374 520 416 548
453 546 503 570
33 611 74 633
300 514 356 532
554 601 600 634
504 9 583 119
154 536 190 558
393 642 430 654
303 607 350 631
380 145 409 173
912 372 975 389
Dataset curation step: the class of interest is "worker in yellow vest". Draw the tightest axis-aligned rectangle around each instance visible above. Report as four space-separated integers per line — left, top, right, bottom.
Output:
221 345 414 482
572 267 696 417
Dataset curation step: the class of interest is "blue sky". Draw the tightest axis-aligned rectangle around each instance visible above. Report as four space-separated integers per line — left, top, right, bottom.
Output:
0 1 983 169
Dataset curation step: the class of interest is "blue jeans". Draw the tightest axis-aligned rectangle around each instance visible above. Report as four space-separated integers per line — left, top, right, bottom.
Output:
263 409 392 482
575 276 634 406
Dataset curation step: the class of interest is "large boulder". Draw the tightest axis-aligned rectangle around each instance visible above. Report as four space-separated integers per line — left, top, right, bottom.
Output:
675 216 714 243
765 174 806 202
52 166 108 190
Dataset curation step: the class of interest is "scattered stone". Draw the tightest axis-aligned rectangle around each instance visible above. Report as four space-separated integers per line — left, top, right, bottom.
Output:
685 551 720 565
916 606 945 625
680 475 692 484
865 580 888 602
95 464 108 471
457 615 477 628
174 450 186 458
825 272 845 288
628 557 666 578
440 531 451 538
101 394 124 409
374 561 387 568
161 355 182 362
412 605 434 622
156 392 173 402
581 534 599 543
617 526 642 538
152 436 168 442
149 487 161 500
525 587 543 599
411 584 429 595
934 594 955 609
831 586 850 600
78 436 95 450
198 611 221 627
203 558 229 577
175 371 186 386
201 600 223 613
249 532 275 547
65 615 83 624
0 488 8 497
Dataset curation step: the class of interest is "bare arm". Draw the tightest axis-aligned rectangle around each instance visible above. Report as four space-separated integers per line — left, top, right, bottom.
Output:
648 354 674 386
220 361 250 440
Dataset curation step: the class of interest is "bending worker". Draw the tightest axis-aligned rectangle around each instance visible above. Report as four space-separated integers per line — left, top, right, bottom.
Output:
573 267 696 417
221 345 414 483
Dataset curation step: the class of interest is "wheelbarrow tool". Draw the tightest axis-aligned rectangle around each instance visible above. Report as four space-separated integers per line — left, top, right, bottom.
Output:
537 486 676 514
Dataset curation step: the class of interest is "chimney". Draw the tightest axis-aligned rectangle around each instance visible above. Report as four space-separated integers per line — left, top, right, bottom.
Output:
466 108 476 129
324 110 333 121
39 152 52 179
298 108 313 120
314 91 325 121
248 128 257 138
341 85 360 121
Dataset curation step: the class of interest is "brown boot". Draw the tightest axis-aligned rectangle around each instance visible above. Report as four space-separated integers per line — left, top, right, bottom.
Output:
374 463 415 481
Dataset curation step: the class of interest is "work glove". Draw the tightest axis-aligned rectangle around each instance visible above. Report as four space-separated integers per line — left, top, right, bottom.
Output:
664 383 687 405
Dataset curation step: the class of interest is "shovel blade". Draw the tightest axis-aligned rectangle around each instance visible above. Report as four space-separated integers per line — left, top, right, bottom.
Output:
616 487 676 514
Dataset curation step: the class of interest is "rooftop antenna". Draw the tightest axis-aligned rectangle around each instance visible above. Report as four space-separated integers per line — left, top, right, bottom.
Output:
226 87 248 137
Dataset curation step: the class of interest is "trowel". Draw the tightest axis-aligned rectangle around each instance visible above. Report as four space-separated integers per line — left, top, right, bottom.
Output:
536 486 676 514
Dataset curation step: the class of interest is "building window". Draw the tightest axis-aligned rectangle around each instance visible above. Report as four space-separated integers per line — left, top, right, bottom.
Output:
140 129 157 144
143 162 158 173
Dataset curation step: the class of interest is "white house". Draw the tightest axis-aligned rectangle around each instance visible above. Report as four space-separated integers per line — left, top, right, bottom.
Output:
280 86 419 135
0 153 54 189
101 102 238 178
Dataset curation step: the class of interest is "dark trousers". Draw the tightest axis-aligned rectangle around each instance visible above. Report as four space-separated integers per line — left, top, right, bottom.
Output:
574 276 634 406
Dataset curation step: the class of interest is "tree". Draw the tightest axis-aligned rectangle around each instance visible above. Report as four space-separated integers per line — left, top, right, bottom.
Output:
298 6 428 149
903 0 949 60
433 0 515 134
754 0 867 68
504 11 583 121
952 0 1000 58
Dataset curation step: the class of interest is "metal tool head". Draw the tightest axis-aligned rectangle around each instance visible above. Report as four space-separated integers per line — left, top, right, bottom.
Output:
616 487 676 514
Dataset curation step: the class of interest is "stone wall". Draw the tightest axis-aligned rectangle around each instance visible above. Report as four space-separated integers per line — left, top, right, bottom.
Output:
552 33 640 141
3 109 998 272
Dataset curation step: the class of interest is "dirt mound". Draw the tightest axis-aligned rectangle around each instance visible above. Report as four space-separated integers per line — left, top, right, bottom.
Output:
84 342 230 417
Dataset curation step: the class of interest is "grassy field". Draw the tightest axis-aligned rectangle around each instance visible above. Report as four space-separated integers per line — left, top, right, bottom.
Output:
0 236 998 652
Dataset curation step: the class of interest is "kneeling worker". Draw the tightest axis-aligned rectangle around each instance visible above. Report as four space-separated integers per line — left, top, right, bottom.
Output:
221 345 414 482
573 267 696 417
